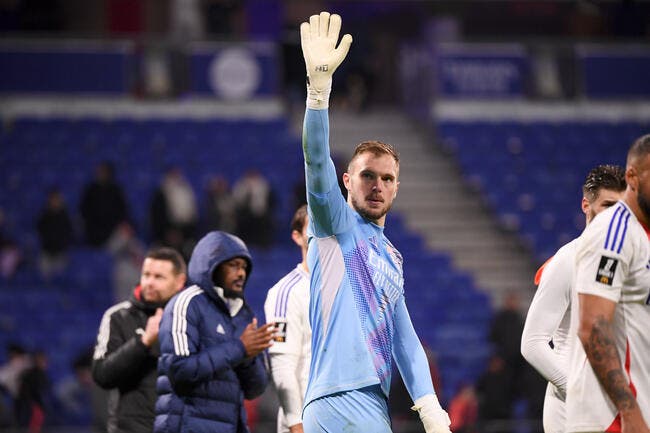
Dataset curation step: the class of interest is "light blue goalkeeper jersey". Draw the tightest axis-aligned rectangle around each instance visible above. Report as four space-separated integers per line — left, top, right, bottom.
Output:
302 108 435 408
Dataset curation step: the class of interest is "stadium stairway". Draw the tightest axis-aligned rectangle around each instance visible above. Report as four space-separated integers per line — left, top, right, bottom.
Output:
325 107 538 306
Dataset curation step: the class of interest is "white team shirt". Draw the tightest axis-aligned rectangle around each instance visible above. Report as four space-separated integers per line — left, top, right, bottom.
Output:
264 264 311 431
566 201 650 433
522 239 577 433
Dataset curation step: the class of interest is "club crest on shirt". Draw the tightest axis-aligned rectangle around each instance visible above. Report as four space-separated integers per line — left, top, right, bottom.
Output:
596 256 618 286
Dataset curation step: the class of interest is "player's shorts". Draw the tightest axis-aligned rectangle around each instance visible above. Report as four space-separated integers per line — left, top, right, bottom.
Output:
543 382 566 433
303 385 391 433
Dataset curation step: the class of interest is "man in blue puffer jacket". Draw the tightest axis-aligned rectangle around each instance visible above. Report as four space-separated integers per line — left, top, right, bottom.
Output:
154 231 275 433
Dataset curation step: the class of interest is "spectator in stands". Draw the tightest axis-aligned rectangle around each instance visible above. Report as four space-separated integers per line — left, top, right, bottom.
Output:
92 247 187 433
447 383 478 433
233 169 274 247
205 175 237 234
36 188 74 279
54 349 94 427
15 350 52 432
476 354 514 433
489 291 525 385
150 167 198 260
0 209 22 279
107 222 146 303
0 343 31 409
80 161 128 247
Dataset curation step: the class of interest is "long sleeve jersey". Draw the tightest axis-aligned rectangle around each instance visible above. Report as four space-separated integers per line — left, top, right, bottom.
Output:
302 108 435 408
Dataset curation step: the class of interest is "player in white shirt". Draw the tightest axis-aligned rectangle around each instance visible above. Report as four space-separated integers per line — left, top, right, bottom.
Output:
522 165 626 433
566 135 650 433
264 205 311 433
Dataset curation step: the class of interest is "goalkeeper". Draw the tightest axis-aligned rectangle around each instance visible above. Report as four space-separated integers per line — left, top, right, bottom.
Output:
299 12 451 433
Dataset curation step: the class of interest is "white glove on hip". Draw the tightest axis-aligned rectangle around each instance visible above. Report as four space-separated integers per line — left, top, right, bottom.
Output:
300 11 353 109
411 394 452 433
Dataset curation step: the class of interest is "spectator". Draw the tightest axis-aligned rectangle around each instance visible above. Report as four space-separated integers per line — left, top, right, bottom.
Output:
476 354 514 433
107 222 146 303
92 247 187 433
0 343 31 405
448 383 478 433
0 209 22 279
154 231 273 433
150 167 198 259
54 349 94 427
233 169 274 247
80 162 128 247
36 188 74 279
489 291 525 384
15 351 52 432
205 175 237 234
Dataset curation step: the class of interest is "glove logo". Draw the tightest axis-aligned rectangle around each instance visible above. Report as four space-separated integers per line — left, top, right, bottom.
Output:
316 65 329 72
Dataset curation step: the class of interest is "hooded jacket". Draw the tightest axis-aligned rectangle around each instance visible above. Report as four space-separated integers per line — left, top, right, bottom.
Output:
92 286 164 433
154 231 267 433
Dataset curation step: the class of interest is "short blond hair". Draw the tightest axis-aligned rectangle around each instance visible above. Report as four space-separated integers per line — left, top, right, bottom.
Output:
348 140 399 173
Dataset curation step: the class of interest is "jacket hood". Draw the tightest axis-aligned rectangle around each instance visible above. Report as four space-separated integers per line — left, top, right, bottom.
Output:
188 231 252 291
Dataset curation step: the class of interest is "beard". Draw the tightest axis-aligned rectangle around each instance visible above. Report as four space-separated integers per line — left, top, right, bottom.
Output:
638 185 650 221
223 286 244 299
350 193 392 222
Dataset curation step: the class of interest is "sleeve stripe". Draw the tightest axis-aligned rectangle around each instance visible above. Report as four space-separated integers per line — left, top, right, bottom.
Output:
275 273 300 318
604 205 629 252
172 286 203 357
616 212 631 254
93 301 131 359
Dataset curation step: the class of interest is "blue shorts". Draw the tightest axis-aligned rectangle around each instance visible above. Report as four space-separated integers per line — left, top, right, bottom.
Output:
303 385 391 433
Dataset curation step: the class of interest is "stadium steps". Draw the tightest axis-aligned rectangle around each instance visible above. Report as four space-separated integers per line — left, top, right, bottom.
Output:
325 107 537 306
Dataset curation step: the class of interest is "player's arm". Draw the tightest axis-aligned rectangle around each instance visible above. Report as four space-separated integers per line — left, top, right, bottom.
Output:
392 296 451 433
92 309 151 389
301 12 353 237
578 294 647 431
575 230 649 433
520 251 571 397
265 289 305 430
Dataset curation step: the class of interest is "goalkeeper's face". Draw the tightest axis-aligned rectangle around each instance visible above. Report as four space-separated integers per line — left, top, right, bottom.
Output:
344 152 399 226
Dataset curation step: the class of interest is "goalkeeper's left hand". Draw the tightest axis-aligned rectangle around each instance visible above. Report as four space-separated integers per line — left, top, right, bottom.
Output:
411 394 452 433
300 11 353 109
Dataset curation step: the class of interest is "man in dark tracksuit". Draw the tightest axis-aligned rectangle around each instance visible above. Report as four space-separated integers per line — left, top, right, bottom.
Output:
154 231 275 433
92 247 187 433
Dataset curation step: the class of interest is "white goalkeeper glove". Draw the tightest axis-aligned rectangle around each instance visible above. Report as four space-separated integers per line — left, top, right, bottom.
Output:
411 394 452 433
300 11 353 109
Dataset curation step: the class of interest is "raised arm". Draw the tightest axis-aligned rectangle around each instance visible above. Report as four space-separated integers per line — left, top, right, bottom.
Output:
392 296 451 433
301 12 355 238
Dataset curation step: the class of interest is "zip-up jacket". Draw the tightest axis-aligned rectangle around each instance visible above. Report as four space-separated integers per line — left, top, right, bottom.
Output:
93 286 164 433
154 231 268 433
